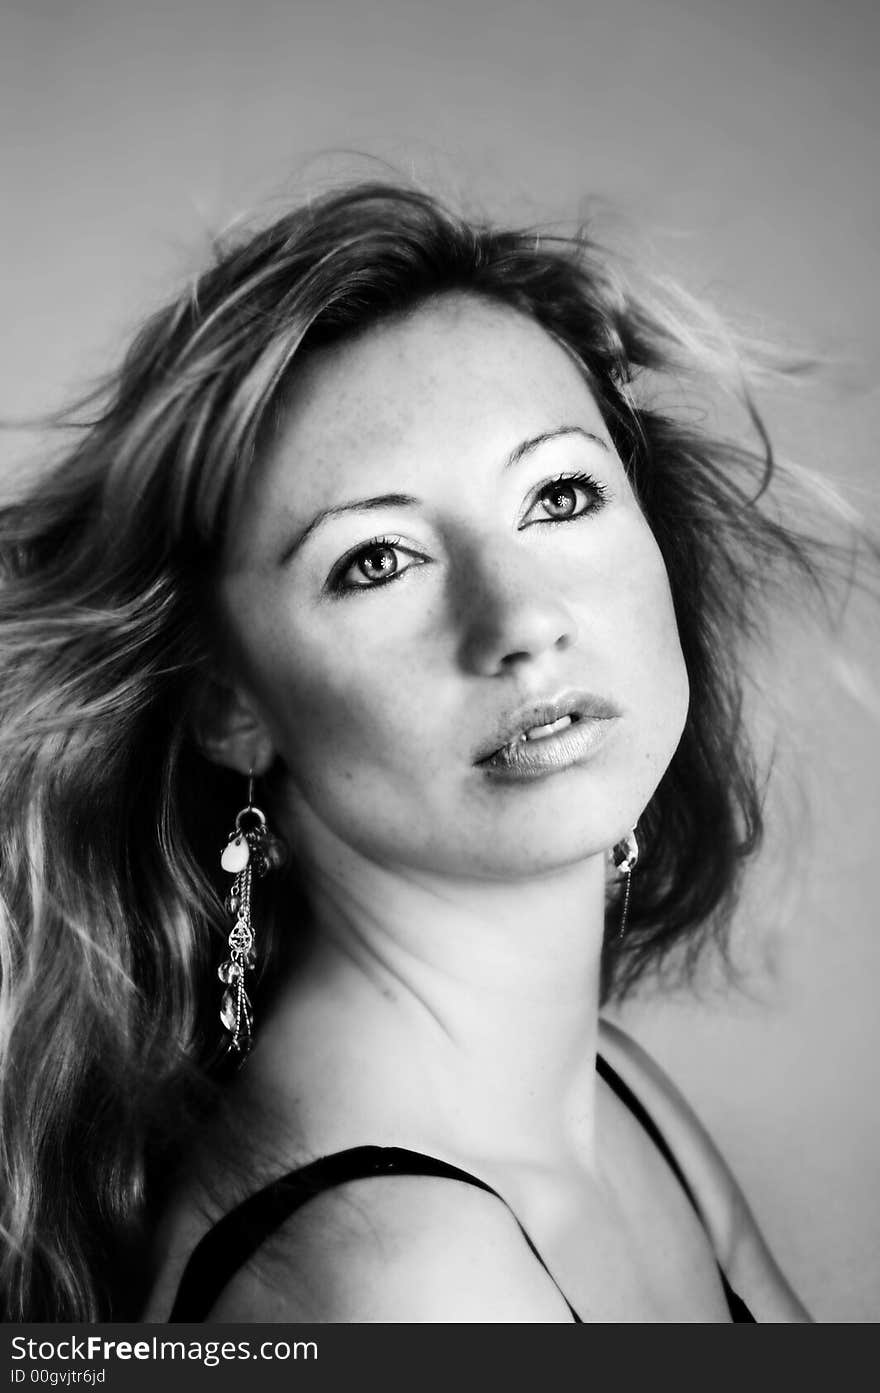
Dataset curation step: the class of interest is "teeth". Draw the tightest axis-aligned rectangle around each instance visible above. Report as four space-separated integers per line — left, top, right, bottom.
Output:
524 714 573 741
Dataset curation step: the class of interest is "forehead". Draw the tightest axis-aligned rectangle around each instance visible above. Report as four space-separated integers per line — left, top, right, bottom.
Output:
243 294 608 539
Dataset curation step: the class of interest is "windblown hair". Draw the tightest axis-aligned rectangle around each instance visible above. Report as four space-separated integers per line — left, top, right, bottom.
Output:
0 180 851 1319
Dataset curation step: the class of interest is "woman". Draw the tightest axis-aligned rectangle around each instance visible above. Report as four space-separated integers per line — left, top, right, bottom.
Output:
0 180 847 1322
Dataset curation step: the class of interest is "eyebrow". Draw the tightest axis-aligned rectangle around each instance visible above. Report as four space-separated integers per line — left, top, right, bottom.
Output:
279 425 608 564
506 425 608 470
279 493 419 566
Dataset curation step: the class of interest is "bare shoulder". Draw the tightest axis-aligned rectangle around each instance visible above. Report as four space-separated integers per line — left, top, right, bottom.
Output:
598 1017 811 1320
207 1170 574 1323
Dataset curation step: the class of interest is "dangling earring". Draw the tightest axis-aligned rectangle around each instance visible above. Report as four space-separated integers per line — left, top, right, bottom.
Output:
609 828 639 940
217 770 285 1058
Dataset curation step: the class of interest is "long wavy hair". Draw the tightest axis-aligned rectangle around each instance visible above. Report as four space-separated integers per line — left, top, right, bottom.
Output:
0 180 856 1319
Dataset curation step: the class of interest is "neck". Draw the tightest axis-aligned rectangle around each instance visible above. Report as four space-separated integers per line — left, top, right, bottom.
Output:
258 818 611 1174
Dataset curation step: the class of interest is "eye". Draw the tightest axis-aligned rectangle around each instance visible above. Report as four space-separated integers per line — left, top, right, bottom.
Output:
521 471 608 527
326 535 425 595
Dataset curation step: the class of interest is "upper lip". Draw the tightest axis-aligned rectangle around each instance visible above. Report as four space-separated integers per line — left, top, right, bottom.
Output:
474 688 622 763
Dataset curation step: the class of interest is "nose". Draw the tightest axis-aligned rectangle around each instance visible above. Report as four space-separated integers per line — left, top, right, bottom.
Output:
455 542 580 677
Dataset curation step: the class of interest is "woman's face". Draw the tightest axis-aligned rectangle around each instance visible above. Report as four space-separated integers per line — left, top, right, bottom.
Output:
216 294 689 879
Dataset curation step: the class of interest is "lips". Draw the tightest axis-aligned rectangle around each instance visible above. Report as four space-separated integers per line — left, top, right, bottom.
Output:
474 689 622 764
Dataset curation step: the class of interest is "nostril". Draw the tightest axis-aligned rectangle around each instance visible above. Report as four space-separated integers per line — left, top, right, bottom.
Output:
499 650 533 668
458 596 579 677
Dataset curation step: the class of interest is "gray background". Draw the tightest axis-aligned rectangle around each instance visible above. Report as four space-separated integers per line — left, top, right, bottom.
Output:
2 0 878 1320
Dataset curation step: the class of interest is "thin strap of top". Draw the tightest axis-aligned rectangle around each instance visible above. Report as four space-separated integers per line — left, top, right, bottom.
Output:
595 1055 754 1323
167 1054 755 1322
168 1144 581 1321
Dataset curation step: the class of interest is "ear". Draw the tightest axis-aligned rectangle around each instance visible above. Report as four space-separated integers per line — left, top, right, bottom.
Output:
191 674 276 778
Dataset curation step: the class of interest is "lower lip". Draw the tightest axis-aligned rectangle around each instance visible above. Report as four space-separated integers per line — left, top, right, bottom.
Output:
477 717 618 782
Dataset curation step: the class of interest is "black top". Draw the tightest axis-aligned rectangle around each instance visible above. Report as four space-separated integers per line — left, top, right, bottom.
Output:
168 1053 756 1322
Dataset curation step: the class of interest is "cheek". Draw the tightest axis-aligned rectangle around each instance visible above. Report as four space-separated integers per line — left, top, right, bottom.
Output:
236 599 426 786
623 543 690 750
240 613 452 864
584 516 688 740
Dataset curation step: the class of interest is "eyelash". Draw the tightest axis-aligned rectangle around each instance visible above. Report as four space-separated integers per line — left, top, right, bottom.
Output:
327 533 413 596
536 471 609 526
326 470 609 596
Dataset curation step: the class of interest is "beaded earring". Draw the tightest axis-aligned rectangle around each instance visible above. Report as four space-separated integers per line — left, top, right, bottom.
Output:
217 771 285 1057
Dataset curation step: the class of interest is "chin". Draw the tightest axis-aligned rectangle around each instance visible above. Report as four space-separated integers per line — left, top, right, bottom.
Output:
395 823 615 880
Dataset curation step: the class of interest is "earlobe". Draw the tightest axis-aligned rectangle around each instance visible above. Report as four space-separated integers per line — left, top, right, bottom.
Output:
191 677 276 777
